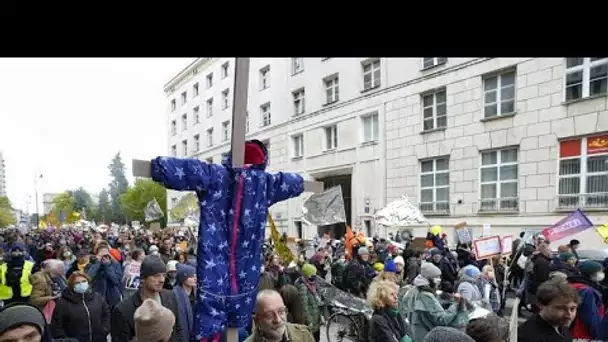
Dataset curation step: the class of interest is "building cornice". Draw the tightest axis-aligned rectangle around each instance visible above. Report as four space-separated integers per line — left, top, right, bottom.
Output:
163 58 218 94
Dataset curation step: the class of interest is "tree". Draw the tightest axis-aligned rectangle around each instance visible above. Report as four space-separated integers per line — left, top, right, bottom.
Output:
108 152 129 224
0 196 16 228
51 191 75 223
96 188 111 224
120 178 167 226
71 187 95 220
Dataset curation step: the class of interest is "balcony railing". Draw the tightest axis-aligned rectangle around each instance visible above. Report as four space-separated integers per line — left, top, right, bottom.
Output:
419 202 450 215
557 193 608 210
478 197 519 212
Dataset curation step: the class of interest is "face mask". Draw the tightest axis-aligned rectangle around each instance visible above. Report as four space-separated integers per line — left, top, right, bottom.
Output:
74 282 89 294
260 265 265 273
432 277 442 286
594 272 605 282
64 252 72 258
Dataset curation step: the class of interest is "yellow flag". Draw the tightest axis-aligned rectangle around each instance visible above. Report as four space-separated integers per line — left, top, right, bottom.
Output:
267 214 295 265
597 224 608 244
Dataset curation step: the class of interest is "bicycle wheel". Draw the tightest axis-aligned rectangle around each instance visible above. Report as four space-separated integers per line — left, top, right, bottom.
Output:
326 312 361 342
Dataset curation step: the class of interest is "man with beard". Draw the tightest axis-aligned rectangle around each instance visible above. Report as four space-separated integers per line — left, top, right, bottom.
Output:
245 289 314 342
518 280 578 342
0 243 35 305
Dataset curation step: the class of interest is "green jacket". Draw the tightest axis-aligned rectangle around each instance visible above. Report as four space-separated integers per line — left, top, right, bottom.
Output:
400 284 470 342
295 277 322 333
244 323 315 342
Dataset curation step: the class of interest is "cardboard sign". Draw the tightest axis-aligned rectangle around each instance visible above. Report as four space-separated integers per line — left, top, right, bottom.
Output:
501 235 514 255
455 222 472 244
473 236 502 260
410 237 427 251
125 262 141 290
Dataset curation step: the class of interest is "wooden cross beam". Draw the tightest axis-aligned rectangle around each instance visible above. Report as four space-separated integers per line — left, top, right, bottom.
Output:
132 57 324 193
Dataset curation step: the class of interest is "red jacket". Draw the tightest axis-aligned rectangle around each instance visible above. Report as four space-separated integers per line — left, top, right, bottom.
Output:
570 281 605 339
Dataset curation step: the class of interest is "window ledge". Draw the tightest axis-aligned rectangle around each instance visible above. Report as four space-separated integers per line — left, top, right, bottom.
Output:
480 112 517 122
291 70 304 76
361 140 378 147
421 127 447 135
421 212 450 217
420 63 447 72
554 206 608 213
291 156 303 161
562 93 607 106
361 85 381 94
323 100 339 107
323 149 337 154
477 210 519 215
259 87 269 92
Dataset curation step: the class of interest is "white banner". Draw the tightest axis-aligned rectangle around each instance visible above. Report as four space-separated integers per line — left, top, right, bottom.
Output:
373 196 427 227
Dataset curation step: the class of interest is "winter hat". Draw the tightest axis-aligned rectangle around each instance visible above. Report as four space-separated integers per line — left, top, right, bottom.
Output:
140 255 167 278
430 248 442 257
559 252 575 262
374 263 384 272
578 260 603 275
420 262 442 280
462 264 481 279
134 299 176 342
9 242 26 253
0 303 46 335
167 260 178 272
149 245 159 253
176 264 196 284
423 326 475 342
302 263 317 278
384 259 398 273
393 256 405 266
358 246 369 256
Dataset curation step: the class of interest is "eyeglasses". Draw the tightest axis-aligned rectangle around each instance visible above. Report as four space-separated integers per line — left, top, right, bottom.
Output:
259 306 287 321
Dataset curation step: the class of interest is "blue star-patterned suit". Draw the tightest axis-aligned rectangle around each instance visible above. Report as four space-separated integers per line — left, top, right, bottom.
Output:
151 140 304 340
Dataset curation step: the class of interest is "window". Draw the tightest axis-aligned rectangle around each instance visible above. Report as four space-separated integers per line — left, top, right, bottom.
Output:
362 113 379 143
182 139 188 156
565 58 608 101
222 121 230 142
194 134 200 152
245 111 250 133
325 125 338 150
422 89 447 131
170 99 176 111
171 197 178 206
171 145 177 157
292 88 305 115
206 128 214 147
483 69 516 118
422 57 447 69
193 67 199 75
260 103 271 127
295 221 303 239
171 120 177 136
325 76 339 104
206 98 213 117
193 106 200 124
420 157 450 213
292 134 304 158
480 148 519 211
262 140 270 164
558 135 608 209
205 157 213 164
362 59 381 90
364 220 372 237
291 58 304 75
206 73 213 88
221 62 229 78
181 114 187 131
222 89 230 109
181 91 187 105
259 66 270 90
193 83 199 97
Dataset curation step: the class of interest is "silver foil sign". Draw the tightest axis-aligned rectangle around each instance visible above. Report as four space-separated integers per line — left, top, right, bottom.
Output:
302 186 347 226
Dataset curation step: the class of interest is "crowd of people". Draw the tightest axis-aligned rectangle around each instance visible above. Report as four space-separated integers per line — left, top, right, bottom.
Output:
0 226 608 342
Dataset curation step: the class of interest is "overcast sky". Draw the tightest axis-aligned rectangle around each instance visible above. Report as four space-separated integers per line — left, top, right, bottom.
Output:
0 58 194 213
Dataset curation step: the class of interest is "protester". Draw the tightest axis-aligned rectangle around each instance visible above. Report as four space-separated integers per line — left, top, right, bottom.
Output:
65 248 91 279
278 284 306 325
173 263 196 342
466 314 509 342
0 303 54 342
164 260 178 290
87 243 123 308
343 246 374 297
134 298 176 342
50 271 110 342
30 259 66 311
0 242 34 305
368 280 409 342
567 260 608 340
422 327 475 342
295 263 322 342
245 289 314 342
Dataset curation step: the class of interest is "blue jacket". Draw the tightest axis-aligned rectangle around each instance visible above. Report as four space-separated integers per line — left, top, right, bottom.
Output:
87 259 124 307
151 140 304 339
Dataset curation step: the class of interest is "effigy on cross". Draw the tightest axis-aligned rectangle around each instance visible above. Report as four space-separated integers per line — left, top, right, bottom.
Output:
132 58 324 342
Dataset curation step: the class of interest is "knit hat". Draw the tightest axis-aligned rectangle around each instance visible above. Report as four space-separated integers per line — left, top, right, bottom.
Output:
176 264 196 285
9 242 26 253
0 303 46 335
166 260 178 272
559 252 575 262
430 248 442 257
423 326 475 342
420 262 442 280
140 255 167 278
358 246 369 256
374 263 384 272
134 299 176 342
384 260 398 273
578 260 603 275
302 263 317 278
462 264 481 279
393 256 405 266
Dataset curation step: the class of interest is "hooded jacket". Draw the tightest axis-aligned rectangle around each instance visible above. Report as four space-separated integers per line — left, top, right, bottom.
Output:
567 275 608 340
51 287 110 342
151 140 304 339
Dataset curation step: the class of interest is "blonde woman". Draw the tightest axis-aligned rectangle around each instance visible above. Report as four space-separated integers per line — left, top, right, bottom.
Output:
367 280 409 342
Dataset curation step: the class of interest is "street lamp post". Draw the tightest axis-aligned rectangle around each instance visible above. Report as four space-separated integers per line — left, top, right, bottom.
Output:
34 173 42 229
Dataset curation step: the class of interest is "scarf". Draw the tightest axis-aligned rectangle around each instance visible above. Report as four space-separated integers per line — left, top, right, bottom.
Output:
173 285 193 341
301 277 317 296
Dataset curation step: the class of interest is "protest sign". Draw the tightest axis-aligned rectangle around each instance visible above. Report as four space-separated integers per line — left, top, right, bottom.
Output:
473 236 502 260
542 209 593 241
482 223 492 237
125 262 141 290
302 186 347 226
373 196 427 227
455 222 472 244
501 235 513 255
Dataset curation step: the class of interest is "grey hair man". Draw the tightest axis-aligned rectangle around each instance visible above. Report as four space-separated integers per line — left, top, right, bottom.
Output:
244 289 314 342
